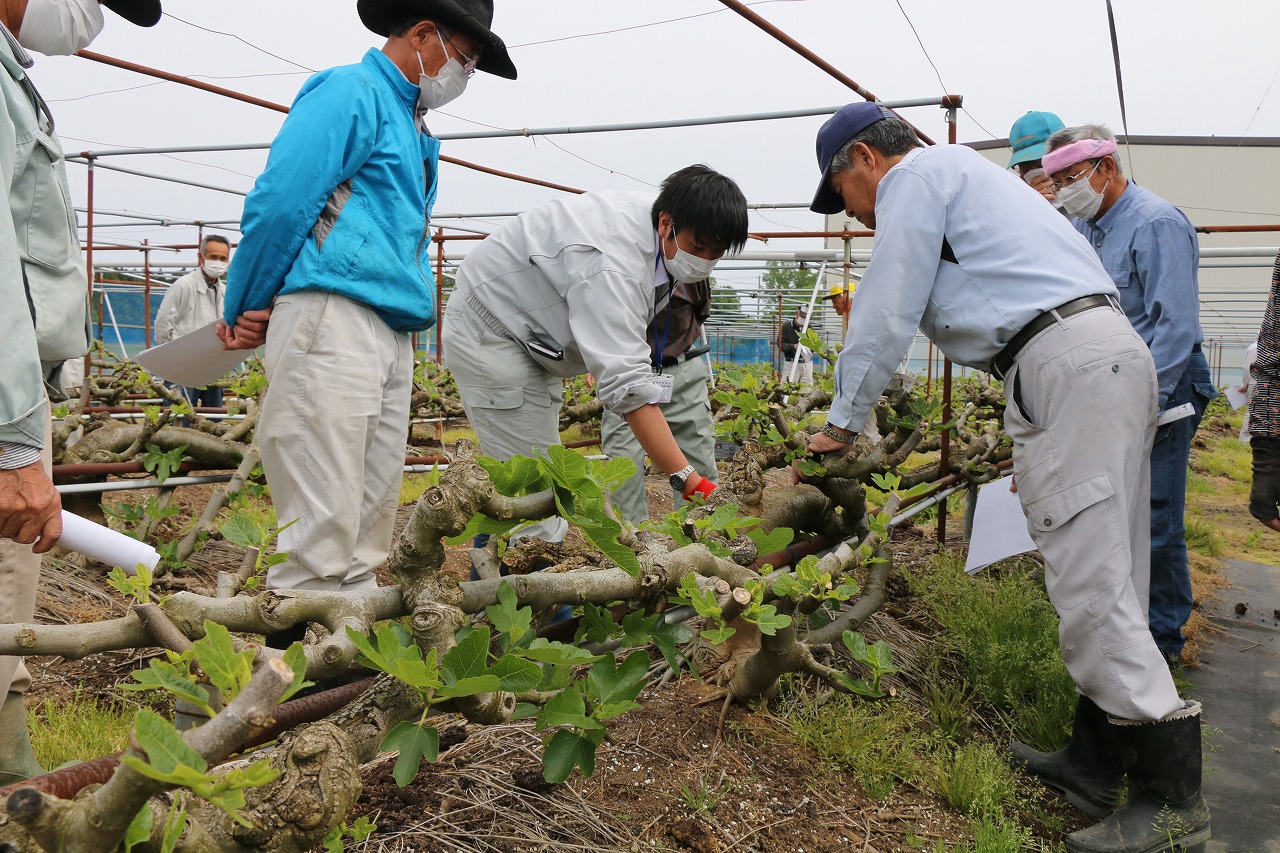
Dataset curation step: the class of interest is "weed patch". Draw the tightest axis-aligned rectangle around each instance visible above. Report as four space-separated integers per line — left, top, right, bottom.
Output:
678 772 733 815
1184 517 1224 557
912 554 1075 752
919 658 973 744
400 472 436 505
29 693 133 769
930 740 1018 820
781 690 933 800
1185 472 1216 497
1194 442 1252 486
955 814 1041 851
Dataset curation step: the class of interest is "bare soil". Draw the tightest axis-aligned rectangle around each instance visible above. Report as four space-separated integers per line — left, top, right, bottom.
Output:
344 677 973 853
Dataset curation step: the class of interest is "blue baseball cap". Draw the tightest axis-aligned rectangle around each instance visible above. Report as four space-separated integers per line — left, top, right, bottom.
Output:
1007 111 1065 168
810 102 897 215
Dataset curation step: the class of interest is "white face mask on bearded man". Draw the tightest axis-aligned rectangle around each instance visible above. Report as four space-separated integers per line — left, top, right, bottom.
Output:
17 0 105 56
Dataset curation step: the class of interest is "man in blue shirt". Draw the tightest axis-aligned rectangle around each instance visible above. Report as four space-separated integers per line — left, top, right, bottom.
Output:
806 103 1208 852
1044 126 1216 668
220 0 516 599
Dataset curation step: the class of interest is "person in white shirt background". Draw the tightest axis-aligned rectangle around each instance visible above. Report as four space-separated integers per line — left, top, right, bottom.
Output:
153 233 231 407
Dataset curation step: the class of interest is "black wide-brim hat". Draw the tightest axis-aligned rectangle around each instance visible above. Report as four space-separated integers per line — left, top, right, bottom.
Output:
358 0 517 79
102 0 163 27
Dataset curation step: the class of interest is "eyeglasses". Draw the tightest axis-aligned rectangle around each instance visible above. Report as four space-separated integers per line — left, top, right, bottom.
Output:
1051 160 1100 192
440 30 479 77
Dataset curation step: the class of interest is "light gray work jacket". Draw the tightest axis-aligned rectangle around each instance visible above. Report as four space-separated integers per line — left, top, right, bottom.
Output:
453 191 672 415
0 26 89 461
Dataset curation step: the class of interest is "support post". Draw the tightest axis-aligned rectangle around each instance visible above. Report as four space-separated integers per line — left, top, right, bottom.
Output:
85 157 96 376
143 239 152 349
434 227 446 447
774 293 783 380
841 233 852 341
936 98 960 547
962 483 979 542
435 227 445 366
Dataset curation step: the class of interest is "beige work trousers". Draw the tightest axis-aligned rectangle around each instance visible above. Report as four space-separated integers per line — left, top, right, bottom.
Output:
600 354 717 525
0 406 50 696
259 292 413 591
1003 302 1181 721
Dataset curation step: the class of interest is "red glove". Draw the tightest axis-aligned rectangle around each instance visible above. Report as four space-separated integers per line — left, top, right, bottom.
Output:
685 478 717 499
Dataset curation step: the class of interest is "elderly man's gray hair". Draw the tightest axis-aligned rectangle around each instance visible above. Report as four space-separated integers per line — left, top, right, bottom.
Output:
201 233 230 254
829 117 920 175
1046 124 1123 175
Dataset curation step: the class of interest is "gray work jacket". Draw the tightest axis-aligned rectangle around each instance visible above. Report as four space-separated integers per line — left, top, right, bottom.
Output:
453 191 671 415
0 26 90 461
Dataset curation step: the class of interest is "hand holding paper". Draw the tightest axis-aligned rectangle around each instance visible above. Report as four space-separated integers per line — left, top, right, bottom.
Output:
133 321 248 388
217 307 272 351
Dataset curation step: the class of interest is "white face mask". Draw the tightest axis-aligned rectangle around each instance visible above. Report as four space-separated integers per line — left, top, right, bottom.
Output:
202 260 229 280
662 226 719 285
1056 162 1109 220
18 0 105 56
416 29 469 112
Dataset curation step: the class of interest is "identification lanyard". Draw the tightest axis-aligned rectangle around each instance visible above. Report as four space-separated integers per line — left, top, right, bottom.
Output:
652 237 676 374
653 280 676 374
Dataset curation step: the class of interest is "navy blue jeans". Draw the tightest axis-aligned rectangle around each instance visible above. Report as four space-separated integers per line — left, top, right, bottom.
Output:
1148 348 1215 660
182 385 224 408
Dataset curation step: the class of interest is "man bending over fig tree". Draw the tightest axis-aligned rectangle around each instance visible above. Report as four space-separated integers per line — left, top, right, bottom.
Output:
802 102 1208 853
444 164 749 545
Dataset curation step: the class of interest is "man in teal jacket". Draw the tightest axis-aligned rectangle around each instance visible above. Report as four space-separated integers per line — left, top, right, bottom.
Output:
220 0 516 599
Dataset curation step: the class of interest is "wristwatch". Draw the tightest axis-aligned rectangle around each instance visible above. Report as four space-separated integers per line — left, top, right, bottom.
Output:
669 465 697 494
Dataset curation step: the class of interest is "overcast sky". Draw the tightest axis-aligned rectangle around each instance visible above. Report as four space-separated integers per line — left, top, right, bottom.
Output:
26 0 1280 287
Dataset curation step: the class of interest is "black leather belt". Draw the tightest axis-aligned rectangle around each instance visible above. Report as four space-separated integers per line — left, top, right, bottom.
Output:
992 294 1119 379
660 344 710 368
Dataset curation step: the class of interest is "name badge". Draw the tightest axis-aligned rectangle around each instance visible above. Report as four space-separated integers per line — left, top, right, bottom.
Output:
650 373 674 404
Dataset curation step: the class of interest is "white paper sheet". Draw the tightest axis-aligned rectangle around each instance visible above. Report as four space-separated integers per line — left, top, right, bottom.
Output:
1225 384 1249 411
964 478 1038 575
131 321 248 387
1156 401 1197 427
59 511 160 576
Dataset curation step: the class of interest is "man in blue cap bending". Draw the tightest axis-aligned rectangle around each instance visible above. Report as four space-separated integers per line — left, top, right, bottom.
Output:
802 102 1209 853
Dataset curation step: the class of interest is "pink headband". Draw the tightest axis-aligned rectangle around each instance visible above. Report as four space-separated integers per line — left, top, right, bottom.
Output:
1042 138 1118 175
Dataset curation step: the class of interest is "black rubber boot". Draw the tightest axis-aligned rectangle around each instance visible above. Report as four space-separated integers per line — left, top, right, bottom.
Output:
1066 700 1211 852
1011 694 1123 819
